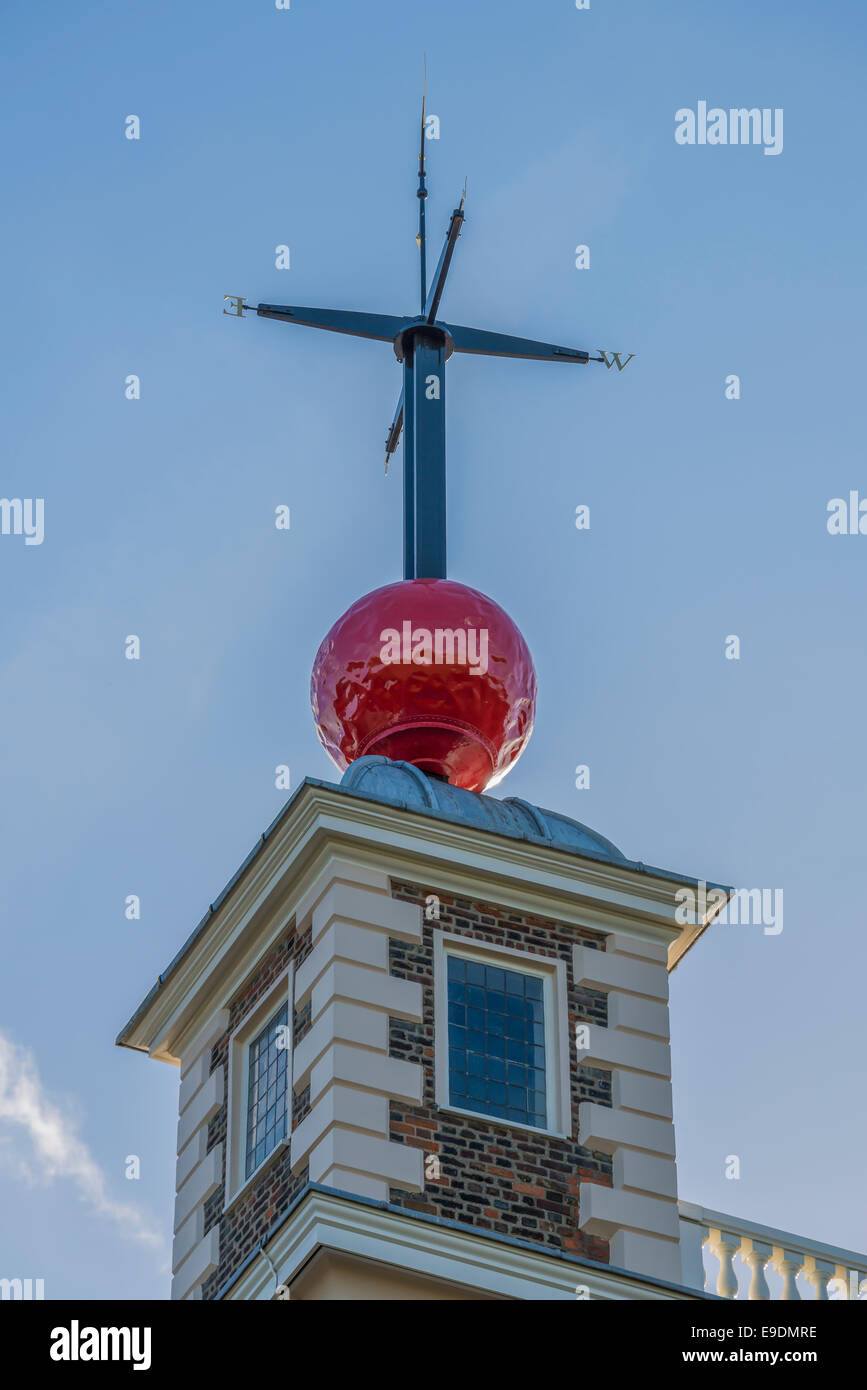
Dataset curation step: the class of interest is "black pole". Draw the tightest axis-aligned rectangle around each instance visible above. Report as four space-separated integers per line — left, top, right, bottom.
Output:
417 161 428 313
400 325 448 580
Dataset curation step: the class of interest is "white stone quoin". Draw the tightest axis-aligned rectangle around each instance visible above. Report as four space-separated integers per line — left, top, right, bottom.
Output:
291 865 425 1201
171 1011 228 1300
574 934 682 1284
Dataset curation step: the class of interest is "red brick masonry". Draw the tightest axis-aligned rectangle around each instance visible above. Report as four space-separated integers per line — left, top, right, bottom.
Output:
202 924 310 1299
200 879 613 1297
388 881 613 1264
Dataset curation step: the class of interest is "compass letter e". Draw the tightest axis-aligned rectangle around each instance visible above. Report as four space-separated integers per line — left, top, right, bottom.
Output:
223 296 249 317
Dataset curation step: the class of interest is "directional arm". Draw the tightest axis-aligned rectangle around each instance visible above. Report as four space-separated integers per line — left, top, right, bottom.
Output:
442 322 597 364
424 198 465 323
386 190 463 474
255 304 413 343
384 388 404 473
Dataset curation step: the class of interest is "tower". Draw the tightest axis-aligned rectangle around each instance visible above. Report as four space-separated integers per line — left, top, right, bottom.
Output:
116 98 721 1302
118 761 726 1300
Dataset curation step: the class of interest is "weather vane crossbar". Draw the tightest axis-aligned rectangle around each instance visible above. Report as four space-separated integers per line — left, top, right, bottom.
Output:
224 78 634 582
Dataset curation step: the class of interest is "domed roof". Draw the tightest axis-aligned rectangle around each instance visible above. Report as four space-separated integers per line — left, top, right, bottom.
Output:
341 755 629 866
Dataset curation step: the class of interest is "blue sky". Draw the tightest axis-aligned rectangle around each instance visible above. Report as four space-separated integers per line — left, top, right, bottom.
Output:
0 0 865 1298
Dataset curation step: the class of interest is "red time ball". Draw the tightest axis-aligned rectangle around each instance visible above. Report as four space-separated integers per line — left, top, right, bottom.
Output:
311 578 537 793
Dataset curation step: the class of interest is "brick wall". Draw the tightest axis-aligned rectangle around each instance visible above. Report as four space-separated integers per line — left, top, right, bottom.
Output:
200 879 617 1297
201 922 311 1299
388 881 613 1263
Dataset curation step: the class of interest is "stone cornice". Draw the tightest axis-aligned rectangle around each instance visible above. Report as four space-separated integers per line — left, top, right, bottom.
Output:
221 1186 707 1300
117 780 722 1064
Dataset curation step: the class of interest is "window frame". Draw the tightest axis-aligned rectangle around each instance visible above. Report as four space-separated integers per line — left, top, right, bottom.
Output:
433 931 572 1139
224 964 294 1209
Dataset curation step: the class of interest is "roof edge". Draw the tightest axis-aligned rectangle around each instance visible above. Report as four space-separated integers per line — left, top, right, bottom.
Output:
115 770 731 1050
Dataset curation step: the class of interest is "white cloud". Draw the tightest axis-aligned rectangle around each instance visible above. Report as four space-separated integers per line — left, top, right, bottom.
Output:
0 1031 164 1249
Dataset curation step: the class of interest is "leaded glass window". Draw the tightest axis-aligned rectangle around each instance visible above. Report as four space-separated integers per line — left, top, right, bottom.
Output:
244 1002 289 1180
446 955 547 1128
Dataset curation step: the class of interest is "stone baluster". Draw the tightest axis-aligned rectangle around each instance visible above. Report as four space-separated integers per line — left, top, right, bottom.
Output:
706 1227 741 1300
740 1238 772 1300
683 1208 867 1304
802 1257 835 1300
771 1247 802 1300
826 1265 867 1299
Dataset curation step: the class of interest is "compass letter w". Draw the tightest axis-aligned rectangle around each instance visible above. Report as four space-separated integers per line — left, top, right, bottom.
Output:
599 350 635 372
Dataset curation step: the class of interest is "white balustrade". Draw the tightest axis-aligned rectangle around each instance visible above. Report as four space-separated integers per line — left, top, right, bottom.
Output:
679 1202 867 1301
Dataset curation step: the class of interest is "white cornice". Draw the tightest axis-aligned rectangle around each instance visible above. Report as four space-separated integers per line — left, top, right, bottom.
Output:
119 782 715 1064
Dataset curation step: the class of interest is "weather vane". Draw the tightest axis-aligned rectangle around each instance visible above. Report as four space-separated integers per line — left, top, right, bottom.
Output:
223 80 634 795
